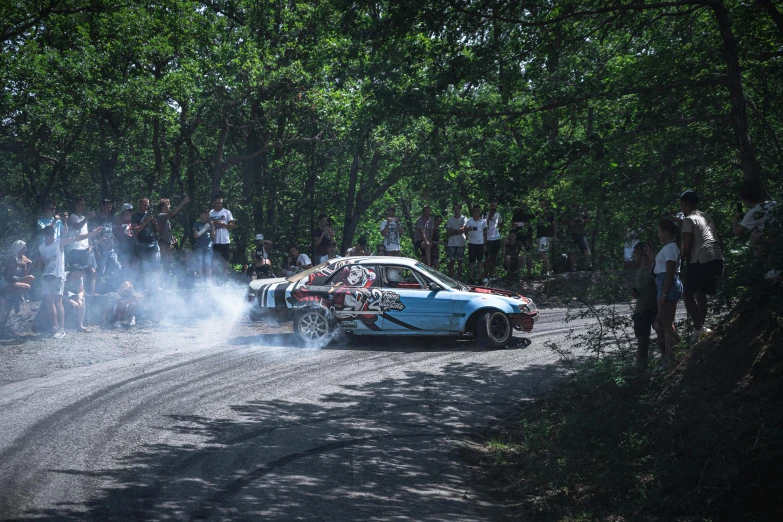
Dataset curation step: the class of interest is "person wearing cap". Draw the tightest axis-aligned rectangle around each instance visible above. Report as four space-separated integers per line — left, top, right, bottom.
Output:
249 233 274 279
679 190 724 339
114 203 136 284
380 206 402 256
414 205 434 266
90 199 121 294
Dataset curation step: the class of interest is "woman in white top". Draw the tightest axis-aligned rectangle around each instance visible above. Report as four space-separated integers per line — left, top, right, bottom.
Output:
643 218 683 366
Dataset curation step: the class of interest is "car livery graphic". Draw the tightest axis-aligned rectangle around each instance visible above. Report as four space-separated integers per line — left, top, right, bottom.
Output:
247 256 539 347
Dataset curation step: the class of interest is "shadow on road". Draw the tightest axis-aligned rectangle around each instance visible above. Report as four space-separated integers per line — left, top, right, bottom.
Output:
7 358 561 521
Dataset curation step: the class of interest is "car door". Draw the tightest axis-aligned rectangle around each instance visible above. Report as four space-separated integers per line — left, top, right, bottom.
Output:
378 265 454 334
322 263 385 332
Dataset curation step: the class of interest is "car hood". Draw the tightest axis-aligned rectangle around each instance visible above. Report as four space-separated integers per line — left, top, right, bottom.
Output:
466 285 537 311
249 277 288 291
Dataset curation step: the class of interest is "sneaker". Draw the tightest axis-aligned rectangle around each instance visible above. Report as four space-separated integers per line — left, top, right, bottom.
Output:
129 316 136 327
53 329 66 339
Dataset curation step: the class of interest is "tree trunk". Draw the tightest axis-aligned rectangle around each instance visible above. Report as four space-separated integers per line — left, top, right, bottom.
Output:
711 1 762 184
211 112 229 196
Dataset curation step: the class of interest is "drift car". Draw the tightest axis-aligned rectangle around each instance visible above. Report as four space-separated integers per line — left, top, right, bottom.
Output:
246 256 538 347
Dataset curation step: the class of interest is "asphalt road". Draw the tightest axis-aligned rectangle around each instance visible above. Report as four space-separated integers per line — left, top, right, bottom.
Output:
0 296 602 521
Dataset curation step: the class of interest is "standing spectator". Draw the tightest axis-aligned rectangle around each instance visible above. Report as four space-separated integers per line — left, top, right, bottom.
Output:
510 201 534 278
733 181 777 245
283 245 312 277
313 214 336 263
346 237 369 257
535 200 558 276
414 205 434 266
502 230 522 279
114 203 136 285
565 203 592 271
431 215 443 269
90 200 121 295
38 224 102 338
209 195 236 282
157 195 189 285
67 196 96 268
192 209 215 284
37 199 67 247
131 197 161 294
631 242 664 367
64 264 89 332
644 218 683 370
680 191 723 339
484 201 503 281
623 218 642 270
446 203 468 279
380 207 402 256
3 241 34 297
466 206 488 284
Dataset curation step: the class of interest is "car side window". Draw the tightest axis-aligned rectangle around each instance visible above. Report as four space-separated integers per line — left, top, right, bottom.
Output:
383 266 427 290
326 264 378 288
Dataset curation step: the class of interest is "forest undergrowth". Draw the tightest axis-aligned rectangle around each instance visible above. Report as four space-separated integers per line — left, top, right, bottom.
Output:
474 265 783 521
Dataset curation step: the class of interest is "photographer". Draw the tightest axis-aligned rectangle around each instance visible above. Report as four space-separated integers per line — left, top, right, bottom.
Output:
209 195 236 283
249 233 274 280
313 214 336 263
380 206 402 256
67 196 97 294
131 197 161 294
36 199 67 247
157 195 189 285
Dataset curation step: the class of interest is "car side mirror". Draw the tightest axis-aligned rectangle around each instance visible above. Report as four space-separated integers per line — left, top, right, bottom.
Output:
429 282 442 291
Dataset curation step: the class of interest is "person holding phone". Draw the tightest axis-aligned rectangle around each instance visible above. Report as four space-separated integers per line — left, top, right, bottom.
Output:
380 207 401 256
466 205 488 284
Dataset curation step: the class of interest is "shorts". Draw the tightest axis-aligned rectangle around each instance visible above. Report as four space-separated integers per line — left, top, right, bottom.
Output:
684 259 723 295
96 250 122 277
193 246 213 271
213 243 230 261
414 240 431 257
537 237 552 253
468 243 485 262
67 248 92 268
487 239 502 258
569 234 590 254
654 273 683 302
632 307 658 338
135 242 161 272
447 246 465 262
504 257 519 272
41 274 65 296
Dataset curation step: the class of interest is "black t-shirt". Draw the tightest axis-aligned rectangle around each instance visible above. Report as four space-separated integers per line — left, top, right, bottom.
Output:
89 214 116 251
511 209 534 242
253 245 268 265
313 227 335 257
131 212 158 243
536 210 557 238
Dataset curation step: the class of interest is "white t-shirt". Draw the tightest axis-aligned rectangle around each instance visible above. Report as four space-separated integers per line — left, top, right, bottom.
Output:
653 241 681 274
446 216 467 247
39 239 65 279
486 212 502 241
380 219 401 252
296 253 312 269
466 217 487 244
209 208 234 244
741 201 777 233
318 254 342 264
68 214 90 250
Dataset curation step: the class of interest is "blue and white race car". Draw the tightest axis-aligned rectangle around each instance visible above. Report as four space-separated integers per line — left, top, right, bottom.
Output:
246 256 538 348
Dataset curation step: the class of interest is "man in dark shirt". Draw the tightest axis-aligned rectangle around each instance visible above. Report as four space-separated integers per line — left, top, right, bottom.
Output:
565 203 592 271
313 214 336 263
510 201 535 278
89 199 121 294
131 197 161 293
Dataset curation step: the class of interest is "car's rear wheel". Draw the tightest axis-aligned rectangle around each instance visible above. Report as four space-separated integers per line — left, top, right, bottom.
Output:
294 309 332 345
476 310 512 348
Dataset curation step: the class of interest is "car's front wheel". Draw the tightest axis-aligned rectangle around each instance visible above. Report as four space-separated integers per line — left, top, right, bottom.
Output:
476 310 512 348
294 309 333 345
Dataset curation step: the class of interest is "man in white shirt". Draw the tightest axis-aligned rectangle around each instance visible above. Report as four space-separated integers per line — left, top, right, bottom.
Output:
380 207 402 256
446 203 468 279
284 245 313 277
733 181 777 246
466 206 488 284
209 195 236 283
484 201 503 282
414 205 434 266
67 196 96 287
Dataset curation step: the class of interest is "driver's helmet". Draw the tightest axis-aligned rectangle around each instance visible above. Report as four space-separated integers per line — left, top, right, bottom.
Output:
387 267 402 282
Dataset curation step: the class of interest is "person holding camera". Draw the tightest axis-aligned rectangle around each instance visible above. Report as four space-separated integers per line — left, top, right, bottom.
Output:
209 195 236 283
380 207 402 256
192 208 215 284
313 214 336 263
37 199 67 247
249 233 274 279
131 197 161 294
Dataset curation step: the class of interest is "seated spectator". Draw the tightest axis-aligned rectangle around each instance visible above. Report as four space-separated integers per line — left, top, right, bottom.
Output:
283 245 312 277
192 208 215 284
64 265 89 332
39 224 103 338
373 244 387 256
346 237 369 257
249 233 275 279
631 242 664 367
3 240 34 296
324 243 341 262
114 281 139 328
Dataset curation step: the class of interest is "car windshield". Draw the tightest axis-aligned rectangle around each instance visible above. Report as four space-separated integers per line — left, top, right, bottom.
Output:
286 262 330 283
415 262 461 289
